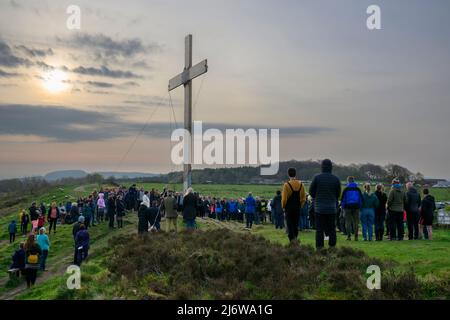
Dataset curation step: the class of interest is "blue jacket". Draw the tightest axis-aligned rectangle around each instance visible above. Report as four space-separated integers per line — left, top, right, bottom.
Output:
37 234 50 251
245 196 256 213
341 182 363 209
8 221 17 233
228 201 237 213
75 229 90 248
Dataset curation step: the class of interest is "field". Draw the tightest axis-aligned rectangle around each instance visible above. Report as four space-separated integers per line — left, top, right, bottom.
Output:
0 183 449 299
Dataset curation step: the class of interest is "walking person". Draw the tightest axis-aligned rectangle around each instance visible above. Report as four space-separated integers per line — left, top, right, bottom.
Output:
374 184 388 241
36 227 50 271
272 191 284 229
72 216 85 264
309 159 341 249
340 176 363 241
24 234 41 288
47 202 60 234
20 210 30 236
281 167 306 244
182 188 198 229
405 182 421 240
419 188 436 240
8 220 17 243
245 192 256 229
75 225 90 266
360 184 379 241
387 179 407 241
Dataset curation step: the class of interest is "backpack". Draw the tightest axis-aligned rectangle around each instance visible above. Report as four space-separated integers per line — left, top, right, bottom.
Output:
285 182 302 213
344 188 361 209
27 253 38 264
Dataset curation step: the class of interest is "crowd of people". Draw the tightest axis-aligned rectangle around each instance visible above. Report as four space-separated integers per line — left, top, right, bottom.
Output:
6 159 438 288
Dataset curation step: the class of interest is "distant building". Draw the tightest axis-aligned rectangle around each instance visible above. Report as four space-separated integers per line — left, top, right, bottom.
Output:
432 180 450 188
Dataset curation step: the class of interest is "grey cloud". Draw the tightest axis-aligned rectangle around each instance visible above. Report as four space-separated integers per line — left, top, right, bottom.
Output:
72 65 142 79
0 68 20 78
0 40 31 67
15 45 53 58
0 104 334 143
85 81 114 88
57 33 161 58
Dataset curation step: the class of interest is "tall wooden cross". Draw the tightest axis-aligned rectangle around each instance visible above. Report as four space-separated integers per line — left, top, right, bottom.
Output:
168 34 208 192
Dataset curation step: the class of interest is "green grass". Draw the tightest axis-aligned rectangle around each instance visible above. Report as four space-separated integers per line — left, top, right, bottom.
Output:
1 182 449 299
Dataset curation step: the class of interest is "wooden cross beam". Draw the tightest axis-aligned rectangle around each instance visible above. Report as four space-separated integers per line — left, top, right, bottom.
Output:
168 34 208 192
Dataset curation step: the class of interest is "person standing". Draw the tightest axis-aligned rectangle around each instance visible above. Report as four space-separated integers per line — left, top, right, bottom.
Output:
138 199 150 234
309 159 341 249
72 216 85 264
387 179 407 241
29 202 39 223
405 182 421 240
163 191 178 232
97 193 106 223
340 176 363 241
47 202 60 234
107 194 116 229
36 227 50 271
24 234 41 288
116 195 126 229
20 210 30 236
272 190 284 229
8 220 17 243
374 184 388 241
360 184 379 241
245 192 256 229
419 188 436 240
281 168 306 244
182 188 198 229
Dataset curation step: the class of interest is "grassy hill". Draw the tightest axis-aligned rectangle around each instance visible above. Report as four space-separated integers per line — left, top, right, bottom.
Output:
0 183 449 300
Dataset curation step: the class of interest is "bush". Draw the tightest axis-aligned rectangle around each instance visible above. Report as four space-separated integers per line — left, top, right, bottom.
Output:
105 229 441 300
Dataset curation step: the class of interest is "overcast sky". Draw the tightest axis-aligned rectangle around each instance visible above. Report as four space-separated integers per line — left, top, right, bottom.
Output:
0 0 449 179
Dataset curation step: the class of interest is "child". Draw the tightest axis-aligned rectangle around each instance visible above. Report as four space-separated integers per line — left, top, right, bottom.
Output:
37 213 46 230
8 220 17 243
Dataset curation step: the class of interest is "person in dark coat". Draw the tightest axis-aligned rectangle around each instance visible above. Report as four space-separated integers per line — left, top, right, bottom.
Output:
271 191 284 229
29 202 39 222
374 184 388 241
405 182 421 240
107 194 116 229
72 216 85 264
148 201 161 231
419 188 436 240
10 242 26 273
182 188 198 229
116 195 126 229
309 159 341 249
137 200 150 234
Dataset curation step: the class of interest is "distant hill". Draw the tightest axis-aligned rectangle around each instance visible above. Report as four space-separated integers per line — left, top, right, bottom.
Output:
44 170 88 181
43 170 159 181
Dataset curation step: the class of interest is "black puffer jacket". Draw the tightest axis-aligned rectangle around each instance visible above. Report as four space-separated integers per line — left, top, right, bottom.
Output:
309 159 341 214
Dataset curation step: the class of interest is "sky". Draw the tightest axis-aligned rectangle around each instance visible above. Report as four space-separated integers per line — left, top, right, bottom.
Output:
0 0 449 179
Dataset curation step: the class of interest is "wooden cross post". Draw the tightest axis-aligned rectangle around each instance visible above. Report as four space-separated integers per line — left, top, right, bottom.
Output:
168 34 208 192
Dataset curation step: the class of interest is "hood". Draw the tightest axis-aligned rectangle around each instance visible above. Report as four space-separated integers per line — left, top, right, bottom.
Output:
392 184 402 190
347 182 358 188
321 159 332 173
99 193 104 199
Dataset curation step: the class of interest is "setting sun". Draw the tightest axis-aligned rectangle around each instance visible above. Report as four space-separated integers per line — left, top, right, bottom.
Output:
41 69 69 93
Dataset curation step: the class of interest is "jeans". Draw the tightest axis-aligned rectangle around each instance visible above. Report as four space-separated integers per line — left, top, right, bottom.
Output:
40 249 48 270
406 210 419 240
315 213 337 249
286 210 300 241
185 218 196 229
245 212 254 228
389 210 404 240
360 208 375 241
344 208 359 239
9 232 15 243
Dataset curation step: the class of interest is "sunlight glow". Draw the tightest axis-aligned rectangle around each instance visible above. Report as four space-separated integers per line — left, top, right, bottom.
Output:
41 69 69 93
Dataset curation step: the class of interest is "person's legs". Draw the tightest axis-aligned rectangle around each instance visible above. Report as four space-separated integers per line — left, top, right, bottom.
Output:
360 210 368 240
326 214 337 247
397 212 404 240
407 211 414 240
426 225 433 240
413 212 419 240
30 269 37 286
389 211 397 240
353 209 360 240
367 210 375 241
315 213 324 249
40 249 48 270
344 209 352 239
109 214 114 228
